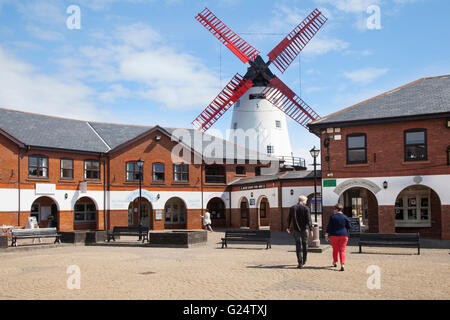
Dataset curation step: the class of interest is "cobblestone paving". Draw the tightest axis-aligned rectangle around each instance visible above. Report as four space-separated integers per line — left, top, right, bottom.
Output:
0 231 449 300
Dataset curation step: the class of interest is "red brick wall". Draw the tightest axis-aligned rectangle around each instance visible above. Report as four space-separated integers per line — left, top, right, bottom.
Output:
0 134 19 187
320 118 450 179
441 205 450 240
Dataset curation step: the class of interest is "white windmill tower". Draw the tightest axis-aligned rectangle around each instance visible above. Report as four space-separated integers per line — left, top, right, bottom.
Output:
192 8 327 164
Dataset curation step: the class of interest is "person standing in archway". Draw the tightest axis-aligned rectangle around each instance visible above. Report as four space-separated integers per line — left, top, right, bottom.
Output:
287 195 313 269
325 203 351 271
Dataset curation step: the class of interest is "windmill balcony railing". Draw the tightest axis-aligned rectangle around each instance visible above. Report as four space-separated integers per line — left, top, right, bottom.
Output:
278 156 306 168
205 175 226 184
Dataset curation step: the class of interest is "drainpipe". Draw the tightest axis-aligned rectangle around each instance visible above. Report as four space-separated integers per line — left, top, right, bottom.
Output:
200 162 204 217
229 188 232 228
17 146 29 227
103 155 107 231
278 179 283 231
17 150 21 227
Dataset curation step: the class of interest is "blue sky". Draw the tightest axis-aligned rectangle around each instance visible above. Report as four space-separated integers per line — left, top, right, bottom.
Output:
0 0 449 167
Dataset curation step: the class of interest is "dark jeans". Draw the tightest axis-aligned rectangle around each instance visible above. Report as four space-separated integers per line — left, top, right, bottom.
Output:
292 230 308 266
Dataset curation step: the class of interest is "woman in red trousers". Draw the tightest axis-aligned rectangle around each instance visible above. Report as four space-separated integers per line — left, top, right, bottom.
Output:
325 203 351 271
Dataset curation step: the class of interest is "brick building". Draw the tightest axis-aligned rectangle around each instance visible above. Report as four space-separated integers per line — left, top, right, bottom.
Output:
309 75 450 239
0 108 319 232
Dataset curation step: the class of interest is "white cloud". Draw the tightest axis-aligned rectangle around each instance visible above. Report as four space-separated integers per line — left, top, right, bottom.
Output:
343 67 389 84
315 0 381 14
303 37 350 56
0 47 107 121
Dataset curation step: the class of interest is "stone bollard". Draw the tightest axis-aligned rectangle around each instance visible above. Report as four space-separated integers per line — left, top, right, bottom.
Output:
308 222 320 248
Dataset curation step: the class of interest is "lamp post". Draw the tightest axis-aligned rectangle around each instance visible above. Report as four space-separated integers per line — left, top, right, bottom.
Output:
137 158 144 227
309 146 320 223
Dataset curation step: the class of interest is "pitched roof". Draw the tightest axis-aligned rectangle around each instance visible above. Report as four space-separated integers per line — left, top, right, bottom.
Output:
0 108 110 153
309 75 450 128
0 108 273 161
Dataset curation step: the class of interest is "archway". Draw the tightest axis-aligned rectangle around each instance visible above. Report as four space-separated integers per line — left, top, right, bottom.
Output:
394 185 441 237
30 196 59 229
74 197 97 230
164 197 187 229
239 197 250 228
206 197 226 227
339 187 378 233
128 197 153 228
258 197 270 228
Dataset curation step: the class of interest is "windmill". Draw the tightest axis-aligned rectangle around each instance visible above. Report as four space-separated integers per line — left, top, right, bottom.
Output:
192 8 327 159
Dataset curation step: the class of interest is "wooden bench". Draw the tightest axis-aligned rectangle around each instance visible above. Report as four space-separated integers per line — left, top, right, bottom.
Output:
11 228 61 247
107 226 149 243
221 230 271 249
359 233 420 255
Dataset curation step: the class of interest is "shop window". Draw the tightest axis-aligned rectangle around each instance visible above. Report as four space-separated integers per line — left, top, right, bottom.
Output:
347 134 367 164
29 155 48 178
74 201 96 222
395 187 431 227
164 198 186 224
85 160 100 180
61 158 73 179
255 167 261 176
404 129 427 161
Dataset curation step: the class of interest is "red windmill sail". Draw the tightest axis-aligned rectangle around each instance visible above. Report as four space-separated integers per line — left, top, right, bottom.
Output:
261 77 320 129
192 74 253 132
195 8 260 63
268 9 327 74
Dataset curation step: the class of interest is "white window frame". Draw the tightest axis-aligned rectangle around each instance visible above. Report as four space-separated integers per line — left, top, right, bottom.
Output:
395 189 431 227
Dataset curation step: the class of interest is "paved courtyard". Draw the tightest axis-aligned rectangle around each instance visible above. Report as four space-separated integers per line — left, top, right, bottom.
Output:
0 230 449 300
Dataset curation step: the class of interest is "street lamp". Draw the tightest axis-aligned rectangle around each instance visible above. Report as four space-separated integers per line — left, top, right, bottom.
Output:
309 146 320 222
137 158 144 227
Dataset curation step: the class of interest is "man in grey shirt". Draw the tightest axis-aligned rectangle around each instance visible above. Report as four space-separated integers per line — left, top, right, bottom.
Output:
287 195 313 268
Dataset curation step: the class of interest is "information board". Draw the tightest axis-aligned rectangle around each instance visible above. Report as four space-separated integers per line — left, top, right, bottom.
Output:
349 217 361 234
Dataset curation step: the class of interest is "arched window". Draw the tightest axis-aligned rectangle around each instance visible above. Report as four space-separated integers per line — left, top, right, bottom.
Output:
240 199 249 218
